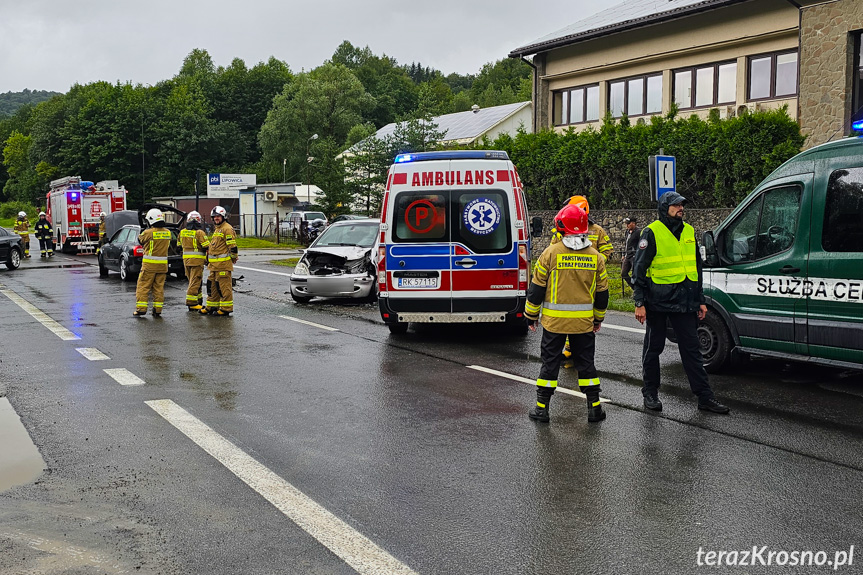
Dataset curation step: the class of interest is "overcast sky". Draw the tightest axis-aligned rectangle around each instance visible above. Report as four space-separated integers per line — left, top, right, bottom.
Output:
0 0 607 94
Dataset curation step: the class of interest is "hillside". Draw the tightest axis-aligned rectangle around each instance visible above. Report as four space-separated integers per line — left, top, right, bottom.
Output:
0 89 62 116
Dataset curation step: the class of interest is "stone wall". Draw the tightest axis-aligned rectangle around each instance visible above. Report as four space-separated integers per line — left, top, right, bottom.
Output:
529 208 735 260
799 0 863 148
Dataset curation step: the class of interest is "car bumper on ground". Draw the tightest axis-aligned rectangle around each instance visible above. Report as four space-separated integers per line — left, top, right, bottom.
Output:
290 273 375 299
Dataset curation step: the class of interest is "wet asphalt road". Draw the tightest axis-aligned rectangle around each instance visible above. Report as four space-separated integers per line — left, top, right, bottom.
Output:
1 250 862 575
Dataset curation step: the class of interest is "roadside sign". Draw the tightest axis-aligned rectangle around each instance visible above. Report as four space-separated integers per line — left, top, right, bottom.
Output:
207 173 257 198
648 155 676 201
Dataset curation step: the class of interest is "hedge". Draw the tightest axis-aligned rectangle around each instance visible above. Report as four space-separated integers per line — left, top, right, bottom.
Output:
487 106 805 210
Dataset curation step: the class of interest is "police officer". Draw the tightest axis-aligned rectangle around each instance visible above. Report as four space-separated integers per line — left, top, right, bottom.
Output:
179 211 209 311
632 192 730 414
134 208 171 317
525 204 610 423
34 212 54 257
202 206 237 316
13 211 31 258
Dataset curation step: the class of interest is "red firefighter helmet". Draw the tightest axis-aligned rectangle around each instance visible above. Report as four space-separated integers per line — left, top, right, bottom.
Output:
555 205 589 236
566 195 590 214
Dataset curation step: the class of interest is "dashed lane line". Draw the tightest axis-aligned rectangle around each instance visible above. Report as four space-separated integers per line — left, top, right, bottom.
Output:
0 286 80 341
234 265 292 277
103 368 145 386
279 315 340 332
76 348 110 361
467 365 610 403
145 399 418 575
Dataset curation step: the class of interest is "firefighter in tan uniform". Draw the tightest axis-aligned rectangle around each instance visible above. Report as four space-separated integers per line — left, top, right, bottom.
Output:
97 212 107 253
134 208 171 317
179 210 209 310
14 211 31 258
202 206 237 316
525 204 610 423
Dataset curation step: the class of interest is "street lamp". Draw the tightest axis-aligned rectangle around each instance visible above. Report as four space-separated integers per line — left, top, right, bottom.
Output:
306 133 318 203
283 158 287 183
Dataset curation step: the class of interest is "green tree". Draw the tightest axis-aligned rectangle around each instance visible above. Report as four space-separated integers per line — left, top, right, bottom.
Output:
343 133 390 215
3 131 40 202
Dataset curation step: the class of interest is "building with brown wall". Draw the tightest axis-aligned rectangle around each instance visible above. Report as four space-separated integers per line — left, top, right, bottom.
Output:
510 0 863 148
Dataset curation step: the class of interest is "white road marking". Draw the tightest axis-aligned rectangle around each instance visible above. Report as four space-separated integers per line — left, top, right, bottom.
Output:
234 265 292 277
103 368 145 386
467 365 609 403
602 323 645 334
76 348 109 361
145 399 418 575
0 287 80 340
279 315 339 332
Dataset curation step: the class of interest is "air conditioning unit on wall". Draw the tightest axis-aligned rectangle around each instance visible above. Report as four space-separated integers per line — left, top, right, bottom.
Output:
263 190 277 202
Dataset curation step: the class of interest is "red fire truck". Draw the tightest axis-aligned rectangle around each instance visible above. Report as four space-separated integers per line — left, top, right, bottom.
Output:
47 176 128 254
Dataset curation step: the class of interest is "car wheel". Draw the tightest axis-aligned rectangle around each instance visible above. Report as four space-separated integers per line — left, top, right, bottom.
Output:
119 256 132 282
6 247 21 270
698 309 732 373
98 253 109 277
292 294 313 304
387 322 408 335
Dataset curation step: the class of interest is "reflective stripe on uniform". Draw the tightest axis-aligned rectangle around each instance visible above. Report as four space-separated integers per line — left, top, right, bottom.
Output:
209 253 231 262
220 301 233 306
536 402 546 408
594 309 606 321
525 301 541 315
543 302 594 312
578 377 601 387
152 230 171 240
142 256 168 264
541 308 594 319
183 254 206 259
536 378 558 389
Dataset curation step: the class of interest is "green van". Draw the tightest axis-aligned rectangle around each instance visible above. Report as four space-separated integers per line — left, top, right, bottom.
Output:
699 137 863 372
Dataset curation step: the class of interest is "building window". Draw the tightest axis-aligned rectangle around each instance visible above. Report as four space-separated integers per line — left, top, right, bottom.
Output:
608 73 662 118
748 50 798 101
673 61 737 110
851 32 863 130
552 84 600 126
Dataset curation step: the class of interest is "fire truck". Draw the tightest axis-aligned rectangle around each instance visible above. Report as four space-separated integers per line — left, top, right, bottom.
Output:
47 176 128 254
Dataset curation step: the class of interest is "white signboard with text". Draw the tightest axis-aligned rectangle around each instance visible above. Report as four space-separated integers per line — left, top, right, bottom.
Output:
207 173 257 198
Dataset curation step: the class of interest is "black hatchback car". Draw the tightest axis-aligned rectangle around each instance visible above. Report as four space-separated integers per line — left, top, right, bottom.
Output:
0 226 24 270
97 204 187 281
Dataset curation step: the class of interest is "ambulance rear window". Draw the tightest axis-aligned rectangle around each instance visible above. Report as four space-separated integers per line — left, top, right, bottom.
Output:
393 192 447 242
454 191 511 254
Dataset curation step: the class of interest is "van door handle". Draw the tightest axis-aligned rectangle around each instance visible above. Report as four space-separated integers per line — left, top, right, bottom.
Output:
455 258 477 268
779 266 800 274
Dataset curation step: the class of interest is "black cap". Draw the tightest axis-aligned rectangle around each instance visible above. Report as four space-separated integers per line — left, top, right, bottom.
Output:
661 191 687 206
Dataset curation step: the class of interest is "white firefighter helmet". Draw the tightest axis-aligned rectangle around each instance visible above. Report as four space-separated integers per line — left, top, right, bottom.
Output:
99 211 106 217
211 206 227 219
18 211 26 218
145 208 164 225
187 210 202 222
39 211 46 217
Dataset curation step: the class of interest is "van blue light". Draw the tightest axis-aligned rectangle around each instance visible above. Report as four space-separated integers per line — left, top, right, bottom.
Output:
393 151 510 163
852 120 863 131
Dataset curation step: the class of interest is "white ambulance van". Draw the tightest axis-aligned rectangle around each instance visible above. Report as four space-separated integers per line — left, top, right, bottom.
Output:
377 151 541 334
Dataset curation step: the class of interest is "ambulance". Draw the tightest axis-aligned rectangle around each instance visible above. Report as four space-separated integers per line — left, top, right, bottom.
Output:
377 151 541 334
700 137 863 372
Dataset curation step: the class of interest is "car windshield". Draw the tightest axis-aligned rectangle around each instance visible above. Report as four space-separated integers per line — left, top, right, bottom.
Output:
303 212 326 221
314 222 378 248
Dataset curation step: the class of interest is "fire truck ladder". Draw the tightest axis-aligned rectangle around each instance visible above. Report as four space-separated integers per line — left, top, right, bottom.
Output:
76 222 100 255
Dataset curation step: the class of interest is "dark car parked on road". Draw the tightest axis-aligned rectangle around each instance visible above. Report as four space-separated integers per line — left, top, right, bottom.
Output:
0 226 24 270
98 204 186 281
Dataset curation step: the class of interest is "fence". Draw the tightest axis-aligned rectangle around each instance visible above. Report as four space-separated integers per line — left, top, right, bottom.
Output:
231 212 293 244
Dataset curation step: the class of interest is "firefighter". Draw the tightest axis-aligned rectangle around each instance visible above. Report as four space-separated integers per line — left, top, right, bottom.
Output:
202 206 237 316
525 204 610 423
97 212 107 253
134 208 171 317
13 211 31 258
34 212 54 257
553 196 613 367
179 210 209 311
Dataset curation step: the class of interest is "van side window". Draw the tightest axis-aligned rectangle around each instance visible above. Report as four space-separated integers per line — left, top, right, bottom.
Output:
823 168 863 252
721 185 800 263
393 192 447 242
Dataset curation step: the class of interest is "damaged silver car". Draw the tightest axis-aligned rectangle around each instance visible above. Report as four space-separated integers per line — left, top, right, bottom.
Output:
289 218 380 304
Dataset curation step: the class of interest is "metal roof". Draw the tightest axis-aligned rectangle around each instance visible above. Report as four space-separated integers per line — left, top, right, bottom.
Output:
509 0 752 58
372 101 530 143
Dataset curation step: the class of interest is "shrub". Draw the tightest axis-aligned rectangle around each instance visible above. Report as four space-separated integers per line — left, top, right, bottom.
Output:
0 201 40 219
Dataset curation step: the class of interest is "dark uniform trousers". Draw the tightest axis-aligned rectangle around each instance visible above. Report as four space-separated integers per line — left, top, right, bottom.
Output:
538 330 599 403
642 309 713 401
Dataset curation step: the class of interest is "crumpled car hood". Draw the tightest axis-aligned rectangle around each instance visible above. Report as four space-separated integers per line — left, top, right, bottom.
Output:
305 245 371 260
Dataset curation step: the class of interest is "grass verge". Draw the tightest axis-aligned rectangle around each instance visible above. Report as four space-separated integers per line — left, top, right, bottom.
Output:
271 258 300 267
235 237 301 249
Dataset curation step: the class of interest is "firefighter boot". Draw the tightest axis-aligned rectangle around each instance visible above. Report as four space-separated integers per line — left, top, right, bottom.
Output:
582 386 605 422
529 389 552 423
188 305 203 311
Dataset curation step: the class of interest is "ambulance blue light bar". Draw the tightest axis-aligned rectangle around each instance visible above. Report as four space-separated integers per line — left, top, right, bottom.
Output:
853 119 863 131
394 150 510 163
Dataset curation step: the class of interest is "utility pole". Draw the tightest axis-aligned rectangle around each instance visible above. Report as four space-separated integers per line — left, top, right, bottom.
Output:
195 169 200 213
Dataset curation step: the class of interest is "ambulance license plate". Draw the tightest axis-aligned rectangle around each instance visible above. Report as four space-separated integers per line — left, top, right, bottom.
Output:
397 277 438 289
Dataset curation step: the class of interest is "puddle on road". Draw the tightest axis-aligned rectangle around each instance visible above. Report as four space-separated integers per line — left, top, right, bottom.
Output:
0 398 45 492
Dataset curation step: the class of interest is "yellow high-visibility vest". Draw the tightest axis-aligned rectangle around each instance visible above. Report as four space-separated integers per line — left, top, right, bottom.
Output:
646 221 698 284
